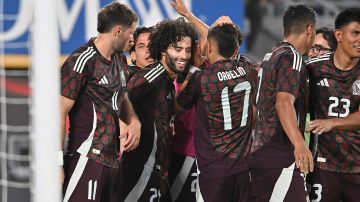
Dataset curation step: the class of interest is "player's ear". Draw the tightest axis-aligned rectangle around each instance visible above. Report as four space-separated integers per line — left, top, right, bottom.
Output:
113 25 122 37
334 29 342 43
306 24 315 37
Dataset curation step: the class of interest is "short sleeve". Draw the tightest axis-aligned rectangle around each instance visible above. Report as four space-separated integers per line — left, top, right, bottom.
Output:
61 54 90 100
276 52 304 98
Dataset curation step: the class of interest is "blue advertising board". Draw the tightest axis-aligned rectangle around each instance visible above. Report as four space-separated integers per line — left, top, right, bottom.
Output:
1 0 244 67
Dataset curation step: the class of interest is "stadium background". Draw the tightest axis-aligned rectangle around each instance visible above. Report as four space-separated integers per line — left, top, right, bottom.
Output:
0 0 358 201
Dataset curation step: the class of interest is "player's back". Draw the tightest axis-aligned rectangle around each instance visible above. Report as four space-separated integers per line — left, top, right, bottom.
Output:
194 58 255 177
251 42 308 168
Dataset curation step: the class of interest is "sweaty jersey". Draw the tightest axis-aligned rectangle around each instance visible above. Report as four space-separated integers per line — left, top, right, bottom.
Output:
123 62 175 196
61 38 128 168
307 53 360 173
251 42 309 168
177 57 256 178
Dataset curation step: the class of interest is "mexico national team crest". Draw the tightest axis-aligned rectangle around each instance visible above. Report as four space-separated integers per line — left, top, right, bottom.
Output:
353 80 360 95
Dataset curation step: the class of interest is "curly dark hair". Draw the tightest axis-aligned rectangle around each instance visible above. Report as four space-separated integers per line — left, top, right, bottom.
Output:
148 17 198 61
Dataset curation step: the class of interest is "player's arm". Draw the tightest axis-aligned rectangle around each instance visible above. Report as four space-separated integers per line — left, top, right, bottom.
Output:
60 96 74 151
171 0 209 54
120 92 141 152
276 53 313 174
307 109 360 134
176 71 200 113
276 92 314 174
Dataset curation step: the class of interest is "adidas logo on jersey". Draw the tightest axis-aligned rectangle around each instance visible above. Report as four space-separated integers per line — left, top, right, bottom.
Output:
316 78 329 87
98 75 109 84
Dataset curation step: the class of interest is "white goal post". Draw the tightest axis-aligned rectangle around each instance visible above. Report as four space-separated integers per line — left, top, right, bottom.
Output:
31 0 61 202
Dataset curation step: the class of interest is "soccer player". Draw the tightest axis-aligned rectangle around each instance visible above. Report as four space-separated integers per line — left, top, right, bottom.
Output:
250 5 316 202
60 2 140 202
306 8 360 202
176 22 256 201
127 26 155 78
122 18 197 202
308 26 337 58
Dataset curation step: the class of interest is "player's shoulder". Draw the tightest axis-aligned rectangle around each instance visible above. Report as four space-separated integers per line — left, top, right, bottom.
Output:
305 52 332 66
136 62 167 83
62 42 99 74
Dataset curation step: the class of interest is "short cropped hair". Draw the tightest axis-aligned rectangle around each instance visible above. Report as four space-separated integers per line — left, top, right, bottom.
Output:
316 26 337 51
335 8 360 29
97 2 138 33
149 17 197 61
208 24 240 58
283 4 317 36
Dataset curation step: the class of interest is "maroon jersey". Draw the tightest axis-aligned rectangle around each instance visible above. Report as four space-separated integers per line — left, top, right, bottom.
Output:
177 57 256 178
307 53 360 173
61 38 128 168
251 42 309 168
126 64 141 81
123 62 175 195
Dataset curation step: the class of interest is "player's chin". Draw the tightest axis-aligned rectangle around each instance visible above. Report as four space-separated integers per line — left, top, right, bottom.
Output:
175 65 186 73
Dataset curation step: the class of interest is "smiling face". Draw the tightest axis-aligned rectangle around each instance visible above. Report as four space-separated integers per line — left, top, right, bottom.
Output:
163 36 192 74
336 21 360 58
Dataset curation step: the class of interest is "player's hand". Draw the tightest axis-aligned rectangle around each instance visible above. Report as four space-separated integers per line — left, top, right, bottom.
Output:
294 141 314 174
306 119 336 135
120 119 141 151
210 16 234 28
170 0 190 17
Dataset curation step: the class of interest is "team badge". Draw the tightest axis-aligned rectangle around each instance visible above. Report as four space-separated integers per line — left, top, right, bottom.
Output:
120 70 126 87
353 80 360 95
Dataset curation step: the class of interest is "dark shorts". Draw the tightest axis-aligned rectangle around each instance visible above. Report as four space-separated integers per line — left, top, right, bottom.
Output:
124 167 169 202
250 163 308 202
198 170 250 202
62 153 122 202
308 167 360 202
167 152 197 202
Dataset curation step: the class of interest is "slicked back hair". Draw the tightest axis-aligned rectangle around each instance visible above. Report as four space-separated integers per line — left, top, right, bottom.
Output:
148 17 198 61
335 8 360 29
283 4 316 37
97 2 138 33
208 24 240 58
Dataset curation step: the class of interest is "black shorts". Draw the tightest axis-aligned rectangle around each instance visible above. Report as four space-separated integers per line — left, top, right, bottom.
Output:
62 153 122 202
308 167 360 202
198 170 250 202
124 167 169 202
167 152 197 202
250 163 308 202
